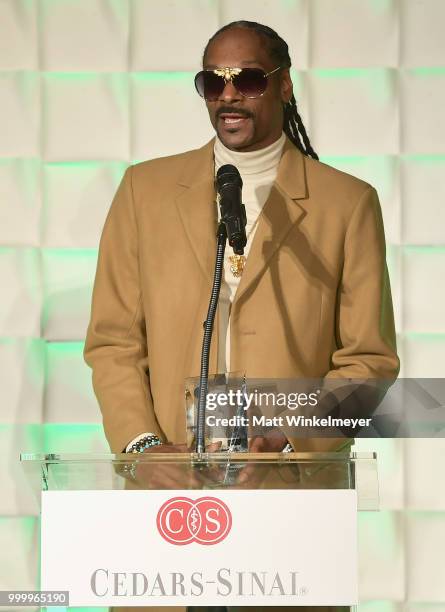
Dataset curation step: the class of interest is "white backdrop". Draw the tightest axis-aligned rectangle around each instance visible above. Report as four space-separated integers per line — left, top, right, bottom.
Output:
0 1 445 610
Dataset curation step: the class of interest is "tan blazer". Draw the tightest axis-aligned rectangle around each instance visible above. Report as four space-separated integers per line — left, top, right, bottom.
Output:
84 137 399 454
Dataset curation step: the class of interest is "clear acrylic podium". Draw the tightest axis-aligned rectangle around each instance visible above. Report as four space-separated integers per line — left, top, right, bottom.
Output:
21 451 378 506
21 451 379 609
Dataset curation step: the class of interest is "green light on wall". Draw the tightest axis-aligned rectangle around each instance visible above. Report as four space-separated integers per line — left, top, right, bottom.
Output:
132 72 193 83
403 246 445 254
43 424 107 453
358 511 401 558
321 155 370 164
44 72 108 82
43 160 127 169
44 341 90 399
404 332 445 341
357 601 401 612
41 248 98 333
27 339 45 386
0 424 44 452
44 340 84 382
312 68 379 79
278 0 299 11
69 609 108 612
41 247 98 259
312 68 395 104
408 67 445 77
130 73 198 116
290 68 304 98
370 0 393 13
401 154 445 164
46 341 84 355
319 155 396 197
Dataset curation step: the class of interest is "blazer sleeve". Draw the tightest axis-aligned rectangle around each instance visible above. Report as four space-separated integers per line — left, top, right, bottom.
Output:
84 166 164 453
326 185 400 380
284 186 399 454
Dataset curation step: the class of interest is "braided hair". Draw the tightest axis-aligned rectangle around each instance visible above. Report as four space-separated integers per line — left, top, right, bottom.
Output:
203 20 319 160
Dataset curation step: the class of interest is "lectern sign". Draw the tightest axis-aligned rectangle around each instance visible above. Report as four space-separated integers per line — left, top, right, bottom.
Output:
41 489 358 607
156 496 232 545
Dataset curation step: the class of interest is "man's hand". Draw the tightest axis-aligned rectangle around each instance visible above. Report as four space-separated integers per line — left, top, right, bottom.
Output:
131 442 221 489
236 429 289 486
248 430 289 453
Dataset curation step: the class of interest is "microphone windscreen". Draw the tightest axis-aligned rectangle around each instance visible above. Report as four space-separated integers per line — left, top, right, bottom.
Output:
216 164 243 191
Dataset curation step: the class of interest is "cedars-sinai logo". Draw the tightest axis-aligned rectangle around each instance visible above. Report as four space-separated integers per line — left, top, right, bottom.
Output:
156 496 232 545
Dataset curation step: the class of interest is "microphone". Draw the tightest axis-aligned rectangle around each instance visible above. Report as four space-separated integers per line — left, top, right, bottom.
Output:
216 164 247 255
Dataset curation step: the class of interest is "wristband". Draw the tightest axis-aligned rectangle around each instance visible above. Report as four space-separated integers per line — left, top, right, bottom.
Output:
128 434 162 453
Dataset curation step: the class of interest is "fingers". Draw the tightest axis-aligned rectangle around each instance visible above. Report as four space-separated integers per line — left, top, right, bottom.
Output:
236 466 264 487
143 443 189 454
249 436 265 452
135 446 209 488
206 441 223 452
135 464 202 489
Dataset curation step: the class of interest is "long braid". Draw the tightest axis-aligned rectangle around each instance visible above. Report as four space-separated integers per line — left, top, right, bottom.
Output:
285 94 319 160
203 20 319 160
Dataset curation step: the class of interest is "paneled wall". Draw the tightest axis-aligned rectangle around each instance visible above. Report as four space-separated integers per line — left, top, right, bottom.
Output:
1 1 444 610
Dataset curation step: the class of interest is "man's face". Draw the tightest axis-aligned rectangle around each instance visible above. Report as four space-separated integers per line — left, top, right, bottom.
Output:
203 28 292 152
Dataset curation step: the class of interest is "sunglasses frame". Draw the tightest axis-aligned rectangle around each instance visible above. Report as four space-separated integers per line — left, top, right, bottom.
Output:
194 65 282 101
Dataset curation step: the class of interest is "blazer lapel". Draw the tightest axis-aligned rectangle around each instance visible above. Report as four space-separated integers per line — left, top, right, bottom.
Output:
234 139 309 305
175 139 217 285
175 137 309 300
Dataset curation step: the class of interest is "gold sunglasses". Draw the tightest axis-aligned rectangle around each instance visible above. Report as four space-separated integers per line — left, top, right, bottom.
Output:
194 66 282 101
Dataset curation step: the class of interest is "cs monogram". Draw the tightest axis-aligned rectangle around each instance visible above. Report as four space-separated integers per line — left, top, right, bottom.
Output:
156 496 232 546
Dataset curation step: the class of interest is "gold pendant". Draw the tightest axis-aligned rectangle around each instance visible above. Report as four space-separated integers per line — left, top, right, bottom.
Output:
229 254 246 277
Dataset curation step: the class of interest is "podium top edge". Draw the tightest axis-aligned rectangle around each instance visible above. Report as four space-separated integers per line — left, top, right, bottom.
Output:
20 451 377 463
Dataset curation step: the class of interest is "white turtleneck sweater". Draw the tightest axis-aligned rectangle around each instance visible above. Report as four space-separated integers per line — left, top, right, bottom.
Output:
214 132 286 372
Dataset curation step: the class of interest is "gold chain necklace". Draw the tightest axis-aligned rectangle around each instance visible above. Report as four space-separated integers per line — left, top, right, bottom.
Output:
228 217 260 278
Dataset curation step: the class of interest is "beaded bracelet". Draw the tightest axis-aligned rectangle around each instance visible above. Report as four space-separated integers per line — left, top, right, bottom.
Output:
128 434 162 453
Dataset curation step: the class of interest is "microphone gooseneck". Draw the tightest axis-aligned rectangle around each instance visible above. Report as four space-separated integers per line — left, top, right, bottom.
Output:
195 223 227 454
195 164 246 454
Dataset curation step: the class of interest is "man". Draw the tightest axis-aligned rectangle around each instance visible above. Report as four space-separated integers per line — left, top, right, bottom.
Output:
84 20 399 612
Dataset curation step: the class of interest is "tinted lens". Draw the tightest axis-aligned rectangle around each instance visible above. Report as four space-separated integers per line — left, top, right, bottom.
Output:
194 71 225 101
194 68 269 100
234 68 267 98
